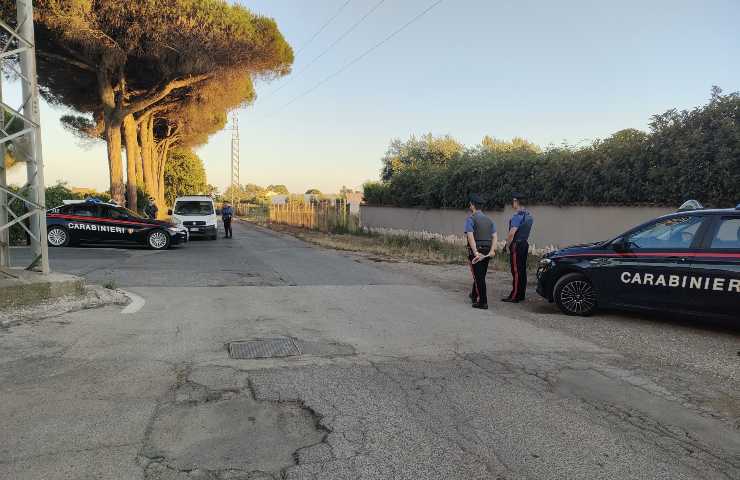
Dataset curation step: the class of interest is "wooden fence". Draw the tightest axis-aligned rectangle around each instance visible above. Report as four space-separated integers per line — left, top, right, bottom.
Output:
269 202 360 234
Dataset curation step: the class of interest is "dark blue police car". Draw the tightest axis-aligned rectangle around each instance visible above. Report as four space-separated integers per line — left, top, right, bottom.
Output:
46 199 187 250
536 201 740 319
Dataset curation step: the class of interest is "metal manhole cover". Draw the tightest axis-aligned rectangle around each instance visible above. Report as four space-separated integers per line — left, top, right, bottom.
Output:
228 337 300 359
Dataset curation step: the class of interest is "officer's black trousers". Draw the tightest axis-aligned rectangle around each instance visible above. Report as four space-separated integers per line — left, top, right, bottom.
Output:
223 219 232 238
468 245 491 305
508 240 529 300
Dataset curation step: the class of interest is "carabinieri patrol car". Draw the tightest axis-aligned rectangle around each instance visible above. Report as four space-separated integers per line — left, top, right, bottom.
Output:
46 199 187 250
536 201 740 319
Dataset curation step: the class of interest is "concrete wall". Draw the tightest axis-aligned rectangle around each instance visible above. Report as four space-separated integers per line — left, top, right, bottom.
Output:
360 205 675 248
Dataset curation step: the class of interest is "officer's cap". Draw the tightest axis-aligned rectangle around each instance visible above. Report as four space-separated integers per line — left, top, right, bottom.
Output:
468 193 484 206
512 192 527 201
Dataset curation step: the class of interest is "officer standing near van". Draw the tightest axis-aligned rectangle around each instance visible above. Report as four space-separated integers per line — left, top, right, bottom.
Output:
465 194 497 310
222 201 234 238
503 192 533 303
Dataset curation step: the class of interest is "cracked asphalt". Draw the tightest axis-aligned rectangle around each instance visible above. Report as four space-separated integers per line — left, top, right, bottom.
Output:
2 221 739 479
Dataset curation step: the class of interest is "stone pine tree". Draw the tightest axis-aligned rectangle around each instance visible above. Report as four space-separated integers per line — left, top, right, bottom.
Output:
137 68 258 210
1 0 293 210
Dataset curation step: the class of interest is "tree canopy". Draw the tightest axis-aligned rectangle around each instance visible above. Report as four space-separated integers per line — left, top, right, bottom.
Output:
221 183 273 204
1 0 293 210
163 148 207 206
380 134 465 181
479 135 541 154
267 184 289 195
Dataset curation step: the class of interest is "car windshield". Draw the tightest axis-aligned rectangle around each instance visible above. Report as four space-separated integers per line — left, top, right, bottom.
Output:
174 201 214 216
627 215 703 249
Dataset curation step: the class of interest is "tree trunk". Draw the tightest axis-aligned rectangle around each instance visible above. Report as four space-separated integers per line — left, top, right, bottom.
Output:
122 114 140 212
97 68 125 205
139 115 157 200
156 141 172 216
105 122 125 205
135 142 144 188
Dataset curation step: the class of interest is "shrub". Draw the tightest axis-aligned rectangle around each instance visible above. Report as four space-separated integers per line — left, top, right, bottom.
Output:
366 89 739 209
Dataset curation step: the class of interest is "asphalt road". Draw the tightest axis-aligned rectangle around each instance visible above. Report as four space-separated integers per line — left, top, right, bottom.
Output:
2 221 738 479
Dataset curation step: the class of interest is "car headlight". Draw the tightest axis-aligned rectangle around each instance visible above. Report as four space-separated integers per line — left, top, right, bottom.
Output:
167 227 179 234
539 258 553 268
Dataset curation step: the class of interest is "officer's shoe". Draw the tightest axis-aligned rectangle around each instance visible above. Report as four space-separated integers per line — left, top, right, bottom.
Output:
472 302 488 310
501 297 519 303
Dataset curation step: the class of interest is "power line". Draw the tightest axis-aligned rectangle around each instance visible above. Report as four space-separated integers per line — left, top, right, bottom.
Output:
265 0 444 118
266 0 386 99
295 0 353 56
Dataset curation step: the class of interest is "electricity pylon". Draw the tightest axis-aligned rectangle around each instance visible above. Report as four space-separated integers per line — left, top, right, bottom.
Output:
0 0 49 273
229 113 240 206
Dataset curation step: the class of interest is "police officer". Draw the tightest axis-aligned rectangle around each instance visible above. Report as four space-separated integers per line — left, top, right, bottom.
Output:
503 192 533 303
144 197 158 219
222 201 234 238
464 194 497 309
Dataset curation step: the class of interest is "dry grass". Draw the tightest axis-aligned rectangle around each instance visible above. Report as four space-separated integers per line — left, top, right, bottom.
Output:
298 230 466 265
258 222 538 271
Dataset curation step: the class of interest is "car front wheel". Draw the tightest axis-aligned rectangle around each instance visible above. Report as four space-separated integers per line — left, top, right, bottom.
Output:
554 273 597 316
47 226 70 247
147 229 170 250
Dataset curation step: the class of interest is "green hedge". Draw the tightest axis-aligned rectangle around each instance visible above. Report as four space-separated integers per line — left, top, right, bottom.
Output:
364 89 739 209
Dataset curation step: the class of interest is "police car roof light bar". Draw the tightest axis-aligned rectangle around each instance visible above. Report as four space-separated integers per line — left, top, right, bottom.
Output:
678 200 703 211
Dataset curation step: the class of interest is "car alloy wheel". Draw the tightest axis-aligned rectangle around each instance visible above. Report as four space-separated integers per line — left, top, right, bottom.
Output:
148 230 169 250
555 273 596 316
47 227 68 247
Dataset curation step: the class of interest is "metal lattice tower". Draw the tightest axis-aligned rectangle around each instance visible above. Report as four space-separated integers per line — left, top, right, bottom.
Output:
229 112 240 205
0 0 49 273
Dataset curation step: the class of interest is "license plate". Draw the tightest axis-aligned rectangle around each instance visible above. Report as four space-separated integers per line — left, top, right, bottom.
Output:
190 227 200 232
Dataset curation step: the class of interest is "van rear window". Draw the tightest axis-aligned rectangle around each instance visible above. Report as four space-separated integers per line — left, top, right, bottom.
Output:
174 201 214 216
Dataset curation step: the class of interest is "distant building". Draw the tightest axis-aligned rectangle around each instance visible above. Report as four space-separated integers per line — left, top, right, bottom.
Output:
345 192 363 214
271 195 288 205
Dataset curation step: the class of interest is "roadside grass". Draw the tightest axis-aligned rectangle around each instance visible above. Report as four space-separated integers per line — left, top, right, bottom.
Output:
250 220 540 271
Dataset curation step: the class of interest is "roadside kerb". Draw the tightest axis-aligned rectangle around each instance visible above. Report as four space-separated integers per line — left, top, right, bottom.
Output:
0 268 85 308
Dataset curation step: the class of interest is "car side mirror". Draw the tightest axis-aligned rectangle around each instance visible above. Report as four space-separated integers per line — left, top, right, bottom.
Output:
167 209 173 216
612 238 629 252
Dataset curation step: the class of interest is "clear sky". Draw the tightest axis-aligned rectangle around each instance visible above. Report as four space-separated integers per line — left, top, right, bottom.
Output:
7 0 740 194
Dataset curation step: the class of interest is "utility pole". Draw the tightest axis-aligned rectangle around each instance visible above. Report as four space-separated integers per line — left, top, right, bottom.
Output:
0 0 49 273
230 112 240 207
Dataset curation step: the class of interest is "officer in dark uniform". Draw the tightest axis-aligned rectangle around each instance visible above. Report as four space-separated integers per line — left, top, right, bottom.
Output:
464 194 497 309
144 197 158 219
503 192 534 303
222 201 234 238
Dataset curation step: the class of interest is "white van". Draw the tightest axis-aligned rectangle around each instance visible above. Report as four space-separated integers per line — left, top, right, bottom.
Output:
169 195 218 240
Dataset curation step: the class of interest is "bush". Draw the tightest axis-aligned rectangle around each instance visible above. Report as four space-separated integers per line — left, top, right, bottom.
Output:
366 89 739 209
8 181 84 245
361 181 389 205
